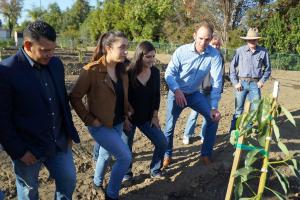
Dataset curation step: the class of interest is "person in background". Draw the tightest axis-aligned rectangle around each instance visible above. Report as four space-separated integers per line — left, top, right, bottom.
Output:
123 41 167 181
183 34 225 145
0 144 4 200
163 21 223 167
0 190 3 200
70 31 132 200
229 28 271 132
0 20 80 199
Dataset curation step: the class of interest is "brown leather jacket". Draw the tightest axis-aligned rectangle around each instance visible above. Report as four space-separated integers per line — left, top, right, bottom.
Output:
70 56 133 128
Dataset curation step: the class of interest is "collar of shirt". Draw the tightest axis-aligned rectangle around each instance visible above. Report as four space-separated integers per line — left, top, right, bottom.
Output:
21 47 47 70
189 42 210 55
243 45 263 54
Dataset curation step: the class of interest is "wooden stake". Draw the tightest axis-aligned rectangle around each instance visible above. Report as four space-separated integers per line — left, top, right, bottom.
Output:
225 101 251 200
257 81 280 198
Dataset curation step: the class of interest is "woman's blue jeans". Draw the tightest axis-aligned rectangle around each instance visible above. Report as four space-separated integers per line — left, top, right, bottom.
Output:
124 121 167 176
88 123 132 199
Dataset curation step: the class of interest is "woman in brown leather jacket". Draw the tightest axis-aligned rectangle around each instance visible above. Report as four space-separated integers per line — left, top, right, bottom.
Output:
70 31 132 200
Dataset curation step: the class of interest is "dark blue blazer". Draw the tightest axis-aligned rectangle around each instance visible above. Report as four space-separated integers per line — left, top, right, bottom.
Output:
0 50 80 160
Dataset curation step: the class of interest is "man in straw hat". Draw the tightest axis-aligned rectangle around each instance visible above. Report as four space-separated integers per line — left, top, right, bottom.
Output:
229 28 271 132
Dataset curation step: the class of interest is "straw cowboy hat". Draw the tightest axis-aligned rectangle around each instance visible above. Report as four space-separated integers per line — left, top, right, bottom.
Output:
240 28 261 40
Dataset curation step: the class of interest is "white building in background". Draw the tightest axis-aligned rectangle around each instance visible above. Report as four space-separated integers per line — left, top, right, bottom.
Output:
14 31 23 47
0 28 10 40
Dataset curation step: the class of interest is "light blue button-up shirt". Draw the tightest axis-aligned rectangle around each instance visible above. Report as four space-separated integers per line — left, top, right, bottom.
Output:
165 42 223 109
229 45 271 85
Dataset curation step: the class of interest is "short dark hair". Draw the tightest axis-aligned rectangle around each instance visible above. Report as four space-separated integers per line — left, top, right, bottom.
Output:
23 20 56 42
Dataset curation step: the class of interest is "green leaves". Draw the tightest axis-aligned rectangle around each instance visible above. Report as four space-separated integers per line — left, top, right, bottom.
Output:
234 177 244 199
265 187 286 200
273 168 289 194
230 130 238 145
277 141 290 156
288 159 300 181
271 119 280 141
231 96 297 199
280 106 296 126
245 149 261 167
234 166 256 183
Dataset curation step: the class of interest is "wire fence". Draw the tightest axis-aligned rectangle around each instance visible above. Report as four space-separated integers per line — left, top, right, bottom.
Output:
5 37 299 71
130 42 300 71
221 49 300 71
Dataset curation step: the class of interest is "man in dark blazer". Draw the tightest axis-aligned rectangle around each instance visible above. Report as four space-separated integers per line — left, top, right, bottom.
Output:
0 20 80 199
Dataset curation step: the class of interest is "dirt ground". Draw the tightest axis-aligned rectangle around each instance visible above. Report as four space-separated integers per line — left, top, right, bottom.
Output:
0 56 300 199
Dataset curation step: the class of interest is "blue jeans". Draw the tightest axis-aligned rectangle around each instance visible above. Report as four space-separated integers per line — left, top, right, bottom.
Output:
125 121 167 176
93 143 100 161
0 191 4 200
93 133 128 161
12 147 76 200
184 93 211 140
164 90 218 157
88 123 132 199
229 80 261 132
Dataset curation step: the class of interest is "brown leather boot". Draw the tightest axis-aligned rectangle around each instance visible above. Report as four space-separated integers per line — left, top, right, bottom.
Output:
201 156 213 166
163 157 171 168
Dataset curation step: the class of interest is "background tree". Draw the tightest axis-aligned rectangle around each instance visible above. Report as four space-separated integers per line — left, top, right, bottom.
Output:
123 0 172 41
43 3 63 32
0 0 23 37
62 0 90 31
26 6 44 21
246 0 300 54
59 0 90 48
82 0 126 42
162 0 196 44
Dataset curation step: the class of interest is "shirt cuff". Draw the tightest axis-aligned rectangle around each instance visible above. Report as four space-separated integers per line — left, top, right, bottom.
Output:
171 85 179 93
211 100 218 110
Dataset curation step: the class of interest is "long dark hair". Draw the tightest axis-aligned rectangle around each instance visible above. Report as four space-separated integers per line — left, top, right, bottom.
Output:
129 41 156 87
92 31 128 80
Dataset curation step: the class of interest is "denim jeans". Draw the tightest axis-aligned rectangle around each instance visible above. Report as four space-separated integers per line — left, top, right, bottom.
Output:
125 121 167 176
93 143 100 161
12 147 76 200
164 90 218 157
93 133 128 161
184 93 211 140
229 80 261 132
0 191 4 200
88 123 131 199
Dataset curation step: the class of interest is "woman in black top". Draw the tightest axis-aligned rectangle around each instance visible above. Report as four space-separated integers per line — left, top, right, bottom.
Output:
124 41 167 179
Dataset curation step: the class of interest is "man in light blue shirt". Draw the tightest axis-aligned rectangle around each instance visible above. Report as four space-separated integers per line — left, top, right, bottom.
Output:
229 28 271 132
163 21 223 167
183 35 225 145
